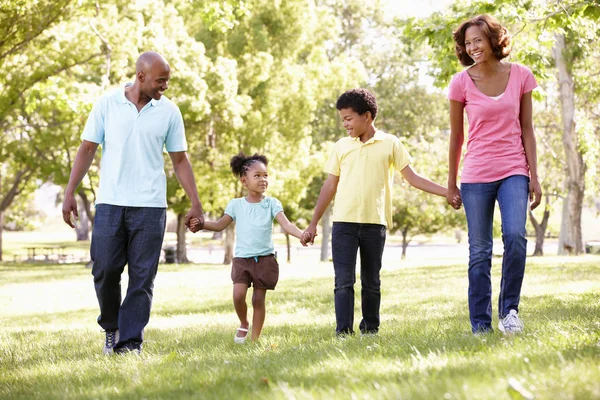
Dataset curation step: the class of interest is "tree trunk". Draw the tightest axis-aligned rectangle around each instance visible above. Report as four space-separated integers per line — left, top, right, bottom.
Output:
554 33 586 255
285 232 291 263
74 196 90 241
528 195 550 256
320 205 332 262
0 211 3 262
176 213 189 263
223 222 235 264
401 228 409 259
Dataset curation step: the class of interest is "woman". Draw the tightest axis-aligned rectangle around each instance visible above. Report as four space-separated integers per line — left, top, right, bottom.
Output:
446 15 542 334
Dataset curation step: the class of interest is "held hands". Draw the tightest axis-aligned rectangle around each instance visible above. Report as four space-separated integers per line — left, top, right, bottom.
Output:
300 223 318 246
185 204 204 233
446 186 462 210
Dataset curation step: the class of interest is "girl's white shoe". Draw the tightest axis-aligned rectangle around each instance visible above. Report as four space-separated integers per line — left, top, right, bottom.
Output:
234 327 250 344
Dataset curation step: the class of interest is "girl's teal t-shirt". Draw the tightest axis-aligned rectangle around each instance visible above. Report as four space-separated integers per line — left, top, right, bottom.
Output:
224 196 283 258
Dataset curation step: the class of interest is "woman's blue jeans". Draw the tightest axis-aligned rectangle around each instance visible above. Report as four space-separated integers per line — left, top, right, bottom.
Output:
331 222 386 335
461 175 529 333
91 204 166 350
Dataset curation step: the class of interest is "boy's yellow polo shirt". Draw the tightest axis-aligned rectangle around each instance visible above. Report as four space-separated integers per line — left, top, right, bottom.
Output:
325 130 412 228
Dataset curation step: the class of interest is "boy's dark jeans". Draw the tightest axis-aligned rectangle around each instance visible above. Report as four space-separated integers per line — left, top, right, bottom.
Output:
91 204 166 350
331 222 386 335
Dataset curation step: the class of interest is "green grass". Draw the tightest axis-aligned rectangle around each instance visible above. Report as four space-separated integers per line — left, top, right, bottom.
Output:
1 255 599 399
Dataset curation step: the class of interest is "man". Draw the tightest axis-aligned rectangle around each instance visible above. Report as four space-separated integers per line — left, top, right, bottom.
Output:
62 51 204 354
302 88 459 336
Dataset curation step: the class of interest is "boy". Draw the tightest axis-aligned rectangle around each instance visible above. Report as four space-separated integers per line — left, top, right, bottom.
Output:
302 88 460 336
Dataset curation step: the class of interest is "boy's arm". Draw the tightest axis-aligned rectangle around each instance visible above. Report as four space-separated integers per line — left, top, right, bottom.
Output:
201 215 233 232
304 174 339 244
275 212 307 246
400 165 447 197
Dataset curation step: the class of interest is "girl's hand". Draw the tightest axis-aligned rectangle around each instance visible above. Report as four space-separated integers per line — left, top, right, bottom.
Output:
189 217 202 232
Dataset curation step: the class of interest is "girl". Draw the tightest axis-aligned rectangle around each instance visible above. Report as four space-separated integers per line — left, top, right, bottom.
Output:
192 152 306 343
446 15 542 335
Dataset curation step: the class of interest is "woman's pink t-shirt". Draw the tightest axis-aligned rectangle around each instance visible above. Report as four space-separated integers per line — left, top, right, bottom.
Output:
448 63 538 183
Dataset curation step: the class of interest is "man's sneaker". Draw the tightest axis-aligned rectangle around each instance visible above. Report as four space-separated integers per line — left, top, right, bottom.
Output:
103 329 119 355
498 310 524 335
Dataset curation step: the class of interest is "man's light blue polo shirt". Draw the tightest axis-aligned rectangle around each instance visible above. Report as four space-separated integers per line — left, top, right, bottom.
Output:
224 197 283 258
81 84 187 207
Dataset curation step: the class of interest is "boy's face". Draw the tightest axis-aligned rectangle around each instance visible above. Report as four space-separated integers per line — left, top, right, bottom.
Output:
339 108 372 139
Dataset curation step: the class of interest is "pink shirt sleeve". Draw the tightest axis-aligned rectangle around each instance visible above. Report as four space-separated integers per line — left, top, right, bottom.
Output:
519 64 538 95
448 72 466 103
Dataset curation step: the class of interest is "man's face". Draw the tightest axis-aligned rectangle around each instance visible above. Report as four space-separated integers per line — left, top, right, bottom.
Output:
339 108 371 139
140 62 170 100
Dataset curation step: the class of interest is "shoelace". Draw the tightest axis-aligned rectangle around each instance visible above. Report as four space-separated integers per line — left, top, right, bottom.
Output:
503 313 523 330
105 330 117 348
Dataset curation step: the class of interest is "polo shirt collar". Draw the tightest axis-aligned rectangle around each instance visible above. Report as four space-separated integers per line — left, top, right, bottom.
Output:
117 83 159 106
353 129 385 144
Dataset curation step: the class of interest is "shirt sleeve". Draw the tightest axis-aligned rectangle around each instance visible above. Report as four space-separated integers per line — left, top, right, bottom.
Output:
81 97 106 144
393 137 412 172
324 145 340 176
520 64 538 95
447 72 466 103
224 199 236 221
270 197 284 218
165 105 188 152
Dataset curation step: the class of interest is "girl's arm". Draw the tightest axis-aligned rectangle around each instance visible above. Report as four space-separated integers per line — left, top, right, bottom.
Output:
275 212 307 245
201 214 233 232
448 100 465 206
520 91 542 210
400 165 447 197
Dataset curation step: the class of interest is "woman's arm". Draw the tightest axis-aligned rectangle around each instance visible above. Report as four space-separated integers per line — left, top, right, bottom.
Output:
201 215 234 232
447 100 465 206
520 91 542 210
275 212 306 245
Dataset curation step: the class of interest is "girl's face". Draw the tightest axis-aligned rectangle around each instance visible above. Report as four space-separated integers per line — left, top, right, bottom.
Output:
241 162 268 194
464 25 494 64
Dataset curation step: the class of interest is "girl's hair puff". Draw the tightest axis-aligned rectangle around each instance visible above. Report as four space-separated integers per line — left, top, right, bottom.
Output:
453 14 512 67
230 152 269 177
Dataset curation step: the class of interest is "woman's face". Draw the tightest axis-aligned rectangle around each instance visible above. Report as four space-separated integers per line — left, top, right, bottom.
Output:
464 25 494 64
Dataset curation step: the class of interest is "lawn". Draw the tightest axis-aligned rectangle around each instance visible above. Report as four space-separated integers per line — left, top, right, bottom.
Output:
1 255 599 399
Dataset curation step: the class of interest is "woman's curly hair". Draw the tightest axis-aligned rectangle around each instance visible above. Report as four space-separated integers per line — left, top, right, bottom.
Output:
453 14 512 66
230 152 268 177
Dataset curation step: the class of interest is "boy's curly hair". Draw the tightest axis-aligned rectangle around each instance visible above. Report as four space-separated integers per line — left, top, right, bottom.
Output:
230 152 268 177
336 88 378 120
453 14 512 67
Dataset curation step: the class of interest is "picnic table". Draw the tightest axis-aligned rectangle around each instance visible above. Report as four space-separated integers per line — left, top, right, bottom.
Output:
25 245 68 263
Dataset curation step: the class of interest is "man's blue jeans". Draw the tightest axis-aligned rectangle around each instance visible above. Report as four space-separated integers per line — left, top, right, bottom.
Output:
331 222 386 335
461 175 529 333
91 204 166 350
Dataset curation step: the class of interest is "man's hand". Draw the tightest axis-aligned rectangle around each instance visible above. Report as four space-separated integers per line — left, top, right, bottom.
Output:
62 193 78 228
300 223 318 246
529 179 542 210
185 204 204 233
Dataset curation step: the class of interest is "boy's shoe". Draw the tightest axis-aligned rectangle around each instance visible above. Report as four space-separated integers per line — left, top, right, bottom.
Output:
114 346 141 356
498 309 524 335
103 329 119 355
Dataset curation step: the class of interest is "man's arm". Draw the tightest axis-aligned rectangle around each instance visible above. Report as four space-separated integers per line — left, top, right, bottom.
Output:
62 140 99 228
169 151 204 232
303 174 339 245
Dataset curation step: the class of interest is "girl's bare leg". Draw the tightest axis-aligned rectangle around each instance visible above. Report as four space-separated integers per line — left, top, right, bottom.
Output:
251 288 267 341
233 283 250 338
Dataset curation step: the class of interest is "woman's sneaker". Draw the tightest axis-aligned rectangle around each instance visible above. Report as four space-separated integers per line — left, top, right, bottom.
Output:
498 310 524 335
103 329 119 355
